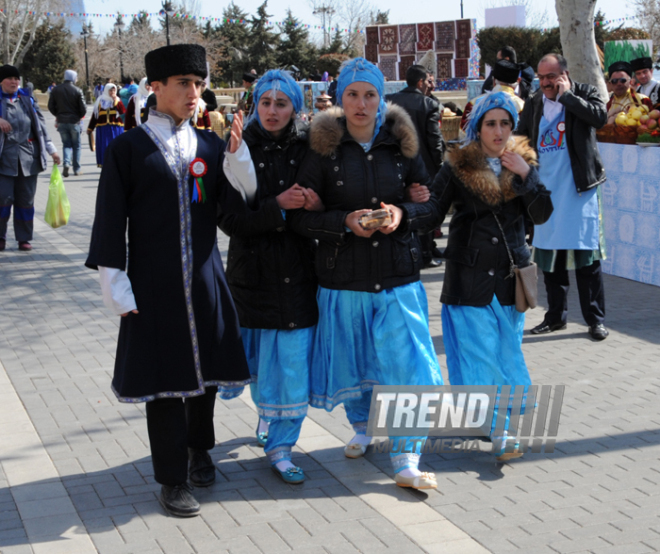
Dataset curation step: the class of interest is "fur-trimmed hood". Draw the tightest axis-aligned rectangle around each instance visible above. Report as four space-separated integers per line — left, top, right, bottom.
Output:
309 102 419 158
444 136 538 206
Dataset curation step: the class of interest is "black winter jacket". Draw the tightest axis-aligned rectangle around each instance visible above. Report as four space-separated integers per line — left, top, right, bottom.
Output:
385 86 444 177
218 120 318 330
431 138 553 307
48 81 86 124
517 81 607 192
290 104 437 293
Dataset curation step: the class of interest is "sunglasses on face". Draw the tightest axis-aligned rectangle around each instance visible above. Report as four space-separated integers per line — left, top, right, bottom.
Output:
610 78 629 84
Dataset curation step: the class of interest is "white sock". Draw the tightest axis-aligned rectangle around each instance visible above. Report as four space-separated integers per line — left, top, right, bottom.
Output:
398 467 422 478
348 433 371 447
258 418 269 434
275 459 296 472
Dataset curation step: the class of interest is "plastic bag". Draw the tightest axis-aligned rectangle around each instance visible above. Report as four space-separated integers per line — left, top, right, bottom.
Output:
44 165 70 228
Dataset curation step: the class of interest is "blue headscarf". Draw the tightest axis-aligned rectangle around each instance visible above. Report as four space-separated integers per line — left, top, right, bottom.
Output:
464 91 519 143
246 69 303 129
336 57 387 141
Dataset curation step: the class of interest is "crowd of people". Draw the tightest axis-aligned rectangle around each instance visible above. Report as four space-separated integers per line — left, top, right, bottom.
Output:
1 38 646 518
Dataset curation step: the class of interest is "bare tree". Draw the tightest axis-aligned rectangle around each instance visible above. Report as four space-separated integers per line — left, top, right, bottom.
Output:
338 0 374 55
0 0 68 65
309 0 338 48
556 0 607 100
309 0 375 54
632 0 660 56
73 24 118 85
120 13 164 79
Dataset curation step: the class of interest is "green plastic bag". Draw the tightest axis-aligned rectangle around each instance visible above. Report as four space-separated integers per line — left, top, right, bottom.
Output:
44 165 70 228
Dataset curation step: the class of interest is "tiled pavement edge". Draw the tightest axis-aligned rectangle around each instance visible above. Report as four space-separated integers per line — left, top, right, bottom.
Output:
1 111 659 554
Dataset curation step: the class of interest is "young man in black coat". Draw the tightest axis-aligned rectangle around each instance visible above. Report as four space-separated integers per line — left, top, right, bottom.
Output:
86 44 251 517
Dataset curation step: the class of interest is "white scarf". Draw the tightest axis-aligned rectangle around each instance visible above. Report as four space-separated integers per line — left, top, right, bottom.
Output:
93 83 117 117
131 77 152 126
192 97 206 127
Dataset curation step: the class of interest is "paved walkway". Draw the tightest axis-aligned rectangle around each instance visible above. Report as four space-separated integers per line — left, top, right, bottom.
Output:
1 111 660 554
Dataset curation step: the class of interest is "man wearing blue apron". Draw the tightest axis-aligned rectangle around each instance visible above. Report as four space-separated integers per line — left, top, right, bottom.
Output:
517 53 609 341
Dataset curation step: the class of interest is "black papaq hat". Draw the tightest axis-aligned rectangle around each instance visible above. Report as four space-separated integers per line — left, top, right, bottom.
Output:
608 61 633 78
145 44 207 84
201 88 218 111
242 72 257 83
493 60 520 85
631 57 653 72
0 64 20 82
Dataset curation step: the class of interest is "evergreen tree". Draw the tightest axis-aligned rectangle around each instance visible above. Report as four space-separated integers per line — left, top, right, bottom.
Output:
374 10 389 24
123 11 159 80
594 10 609 50
321 30 345 55
248 1 280 74
277 9 318 77
20 19 76 92
200 21 229 86
216 2 251 85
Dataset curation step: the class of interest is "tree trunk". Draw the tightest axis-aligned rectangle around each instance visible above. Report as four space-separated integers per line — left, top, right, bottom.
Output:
556 0 608 101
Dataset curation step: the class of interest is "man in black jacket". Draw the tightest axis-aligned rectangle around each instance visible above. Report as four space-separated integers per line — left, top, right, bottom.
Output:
517 53 609 341
48 69 86 177
387 65 444 267
387 65 443 177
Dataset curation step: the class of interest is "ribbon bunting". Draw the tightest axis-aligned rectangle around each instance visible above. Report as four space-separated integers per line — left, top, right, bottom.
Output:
541 14 641 32
0 8 367 33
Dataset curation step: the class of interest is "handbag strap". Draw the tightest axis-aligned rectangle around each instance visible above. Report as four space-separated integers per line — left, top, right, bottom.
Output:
492 211 516 279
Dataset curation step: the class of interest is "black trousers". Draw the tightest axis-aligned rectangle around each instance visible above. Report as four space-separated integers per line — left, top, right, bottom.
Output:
419 231 435 263
145 386 218 486
542 250 605 327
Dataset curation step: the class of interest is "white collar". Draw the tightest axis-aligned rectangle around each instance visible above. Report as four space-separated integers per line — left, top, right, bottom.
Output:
639 80 659 94
542 94 564 121
143 109 197 173
146 108 189 133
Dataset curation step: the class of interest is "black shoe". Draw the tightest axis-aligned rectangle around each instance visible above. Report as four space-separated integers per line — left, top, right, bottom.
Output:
530 320 567 334
588 323 609 341
188 448 215 487
62 166 69 177
423 259 443 269
431 247 444 258
159 483 200 517
0 239 5 251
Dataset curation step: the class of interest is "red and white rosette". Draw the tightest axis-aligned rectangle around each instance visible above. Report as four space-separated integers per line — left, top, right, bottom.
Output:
190 158 208 203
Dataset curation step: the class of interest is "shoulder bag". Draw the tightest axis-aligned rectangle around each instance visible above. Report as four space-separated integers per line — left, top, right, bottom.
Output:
492 212 538 313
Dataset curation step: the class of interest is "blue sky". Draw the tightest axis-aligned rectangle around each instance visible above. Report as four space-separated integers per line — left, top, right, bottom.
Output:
82 0 634 39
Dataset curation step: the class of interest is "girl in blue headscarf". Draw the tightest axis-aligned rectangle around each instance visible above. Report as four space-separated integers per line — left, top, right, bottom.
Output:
219 69 323 483
428 91 553 460
290 58 444 490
